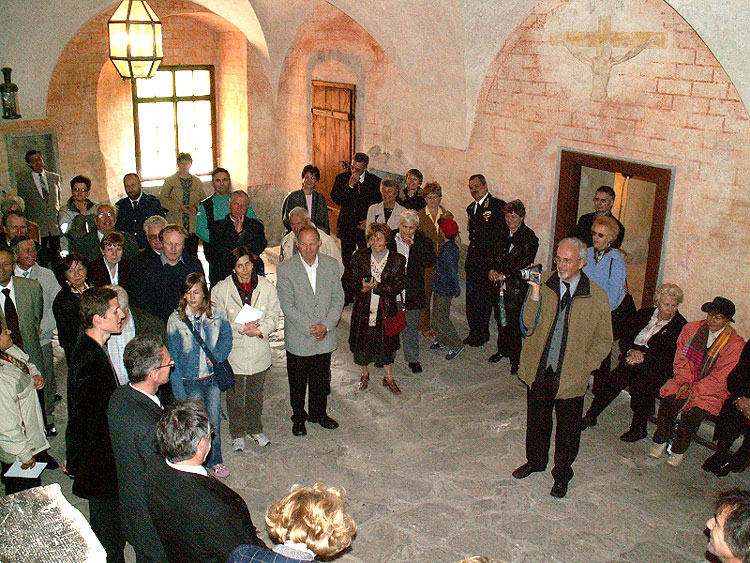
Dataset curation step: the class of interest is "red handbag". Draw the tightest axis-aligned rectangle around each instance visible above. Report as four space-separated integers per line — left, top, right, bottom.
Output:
381 297 406 336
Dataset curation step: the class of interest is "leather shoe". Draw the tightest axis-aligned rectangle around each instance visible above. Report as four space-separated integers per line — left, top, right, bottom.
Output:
45 424 57 437
292 421 307 436
580 413 597 430
408 362 422 373
488 352 503 363
383 377 402 394
510 364 519 375
620 428 648 443
309 416 339 430
54 392 63 402
702 452 726 473
512 462 543 480
550 481 568 498
35 450 59 470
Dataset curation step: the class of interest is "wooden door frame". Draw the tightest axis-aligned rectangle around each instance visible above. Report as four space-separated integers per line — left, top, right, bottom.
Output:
311 80 356 234
552 147 676 307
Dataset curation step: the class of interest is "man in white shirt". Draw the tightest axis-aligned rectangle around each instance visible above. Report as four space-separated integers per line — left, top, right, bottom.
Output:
11 235 61 430
277 226 345 436
279 206 344 277
108 335 172 562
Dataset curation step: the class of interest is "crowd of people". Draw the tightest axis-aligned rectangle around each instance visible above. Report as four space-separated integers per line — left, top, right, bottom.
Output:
0 147 748 561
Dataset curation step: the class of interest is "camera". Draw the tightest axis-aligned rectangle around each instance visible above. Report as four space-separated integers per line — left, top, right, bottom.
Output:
519 264 543 284
363 276 372 283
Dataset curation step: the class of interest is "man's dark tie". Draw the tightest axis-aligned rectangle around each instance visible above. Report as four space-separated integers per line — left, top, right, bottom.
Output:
2 288 24 350
132 199 138 211
38 173 49 200
560 281 571 311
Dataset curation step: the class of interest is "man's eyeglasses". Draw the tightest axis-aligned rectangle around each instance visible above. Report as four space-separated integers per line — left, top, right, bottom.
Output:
157 360 175 371
591 231 608 238
97 212 115 218
553 257 578 266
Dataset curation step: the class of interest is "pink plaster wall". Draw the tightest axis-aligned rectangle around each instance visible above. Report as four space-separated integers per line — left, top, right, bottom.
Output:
470 0 750 334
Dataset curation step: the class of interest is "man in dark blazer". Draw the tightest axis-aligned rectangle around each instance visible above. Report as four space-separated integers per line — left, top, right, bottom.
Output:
205 191 266 286
276 226 345 436
129 225 203 321
573 185 625 249
464 174 507 347
330 152 381 304
71 202 140 264
115 173 166 249
146 401 266 563
108 335 171 562
15 150 61 252
66 287 127 562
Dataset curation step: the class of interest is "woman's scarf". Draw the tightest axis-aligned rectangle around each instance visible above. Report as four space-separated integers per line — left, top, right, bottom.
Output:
368 250 389 327
684 322 734 381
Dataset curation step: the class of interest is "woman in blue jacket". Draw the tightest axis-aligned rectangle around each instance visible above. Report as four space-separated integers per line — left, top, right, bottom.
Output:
167 272 232 477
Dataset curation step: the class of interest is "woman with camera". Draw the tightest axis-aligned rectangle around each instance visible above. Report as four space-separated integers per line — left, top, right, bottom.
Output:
487 200 539 374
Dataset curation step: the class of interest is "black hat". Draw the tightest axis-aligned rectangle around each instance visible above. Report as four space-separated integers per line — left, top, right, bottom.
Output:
701 296 735 322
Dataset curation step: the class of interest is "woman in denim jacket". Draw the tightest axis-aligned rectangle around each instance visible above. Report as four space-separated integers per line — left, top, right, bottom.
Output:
167 272 233 477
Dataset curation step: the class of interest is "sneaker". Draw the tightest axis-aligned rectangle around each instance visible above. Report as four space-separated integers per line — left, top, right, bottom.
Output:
666 453 684 467
430 341 444 350
232 437 245 452
210 463 230 478
250 433 271 447
445 346 464 360
648 443 667 459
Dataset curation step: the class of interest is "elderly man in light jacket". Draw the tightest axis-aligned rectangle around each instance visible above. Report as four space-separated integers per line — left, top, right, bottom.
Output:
276 225 344 437
279 207 344 278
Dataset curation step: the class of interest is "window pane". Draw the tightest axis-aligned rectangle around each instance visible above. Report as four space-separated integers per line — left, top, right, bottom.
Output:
136 70 173 98
193 70 210 96
176 100 213 174
138 101 176 178
175 70 194 97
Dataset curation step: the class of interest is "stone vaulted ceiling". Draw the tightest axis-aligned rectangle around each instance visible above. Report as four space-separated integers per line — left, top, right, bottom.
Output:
1 0 748 149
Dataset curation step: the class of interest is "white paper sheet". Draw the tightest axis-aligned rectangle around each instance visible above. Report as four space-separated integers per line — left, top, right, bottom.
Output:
4 461 47 479
234 304 263 324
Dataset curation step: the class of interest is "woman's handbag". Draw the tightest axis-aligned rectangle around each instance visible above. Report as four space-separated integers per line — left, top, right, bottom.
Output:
185 319 235 391
381 297 406 337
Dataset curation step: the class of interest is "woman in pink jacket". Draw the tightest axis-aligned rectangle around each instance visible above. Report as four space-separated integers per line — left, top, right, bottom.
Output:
649 296 745 466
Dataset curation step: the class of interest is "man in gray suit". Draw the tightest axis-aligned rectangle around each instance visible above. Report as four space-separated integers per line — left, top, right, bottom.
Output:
0 248 47 431
276 225 345 436
15 150 62 253
12 235 61 431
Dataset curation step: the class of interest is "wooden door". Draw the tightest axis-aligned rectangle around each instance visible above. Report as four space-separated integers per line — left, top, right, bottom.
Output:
311 81 355 235
554 149 673 308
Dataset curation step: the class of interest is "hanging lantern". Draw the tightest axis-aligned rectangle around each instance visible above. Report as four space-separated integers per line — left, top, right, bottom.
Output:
0 68 21 120
108 0 163 79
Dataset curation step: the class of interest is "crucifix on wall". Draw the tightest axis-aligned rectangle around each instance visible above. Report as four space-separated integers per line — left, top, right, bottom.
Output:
554 16 665 100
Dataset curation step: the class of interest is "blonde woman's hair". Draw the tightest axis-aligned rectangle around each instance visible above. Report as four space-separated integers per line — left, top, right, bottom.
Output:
265 483 357 559
653 282 684 306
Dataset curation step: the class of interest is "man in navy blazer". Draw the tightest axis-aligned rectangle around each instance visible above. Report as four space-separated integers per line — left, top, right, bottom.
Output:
115 173 166 249
108 335 172 562
145 401 266 563
276 225 344 436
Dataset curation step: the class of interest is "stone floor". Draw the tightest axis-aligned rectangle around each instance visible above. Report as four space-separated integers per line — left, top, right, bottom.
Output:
36 252 743 563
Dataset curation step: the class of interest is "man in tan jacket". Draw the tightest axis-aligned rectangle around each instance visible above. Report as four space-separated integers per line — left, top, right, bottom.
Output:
511 237 612 498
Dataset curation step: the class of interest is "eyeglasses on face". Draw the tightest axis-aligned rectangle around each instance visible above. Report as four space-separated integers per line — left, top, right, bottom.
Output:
706 312 728 321
591 230 608 238
98 212 115 218
553 256 577 266
157 360 175 370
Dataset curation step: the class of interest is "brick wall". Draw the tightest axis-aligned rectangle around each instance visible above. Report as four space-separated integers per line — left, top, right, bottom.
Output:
471 0 750 333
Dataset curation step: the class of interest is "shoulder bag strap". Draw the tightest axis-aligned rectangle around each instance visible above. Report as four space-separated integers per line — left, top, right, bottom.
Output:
184 317 220 367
